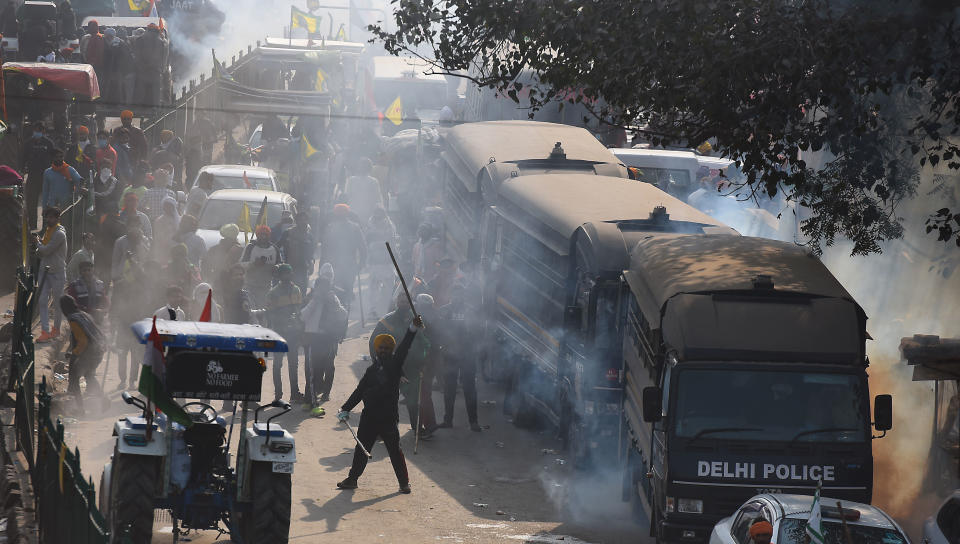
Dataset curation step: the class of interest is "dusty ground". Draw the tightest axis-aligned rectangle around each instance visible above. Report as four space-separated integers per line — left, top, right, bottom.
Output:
32 302 647 544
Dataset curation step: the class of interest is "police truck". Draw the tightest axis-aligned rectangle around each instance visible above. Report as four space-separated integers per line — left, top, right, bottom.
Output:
617 234 892 542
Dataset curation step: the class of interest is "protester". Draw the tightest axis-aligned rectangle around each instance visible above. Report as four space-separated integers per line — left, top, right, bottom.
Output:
279 211 315 291
267 264 304 401
365 206 399 317
220 264 253 325
153 285 187 321
321 204 366 306
185 171 214 217
301 274 347 403
342 157 384 227
79 19 105 77
192 282 221 322
175 214 207 267
66 125 91 171
202 223 243 289
66 260 108 322
133 22 168 109
111 128 135 182
21 122 57 228
35 208 68 343
163 243 201 294
151 196 180 263
141 164 175 220
41 150 83 210
60 294 106 412
92 157 120 216
240 225 283 309
437 284 481 431
118 192 153 239
119 110 148 163
95 129 118 175
337 314 424 494
66 232 96 281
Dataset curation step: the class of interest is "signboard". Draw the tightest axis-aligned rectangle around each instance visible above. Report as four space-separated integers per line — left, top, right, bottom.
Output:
166 351 264 401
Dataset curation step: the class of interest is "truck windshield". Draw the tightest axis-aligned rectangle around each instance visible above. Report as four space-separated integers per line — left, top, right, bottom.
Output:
777 519 907 544
673 369 868 443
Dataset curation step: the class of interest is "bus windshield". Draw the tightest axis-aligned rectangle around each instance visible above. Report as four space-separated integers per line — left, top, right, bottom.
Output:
672 369 868 443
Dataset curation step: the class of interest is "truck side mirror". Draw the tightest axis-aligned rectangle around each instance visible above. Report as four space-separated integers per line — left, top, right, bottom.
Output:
873 394 892 433
563 306 582 331
642 386 662 423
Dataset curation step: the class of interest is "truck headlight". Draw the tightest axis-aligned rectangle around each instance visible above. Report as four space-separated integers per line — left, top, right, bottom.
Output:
677 498 703 514
666 496 675 512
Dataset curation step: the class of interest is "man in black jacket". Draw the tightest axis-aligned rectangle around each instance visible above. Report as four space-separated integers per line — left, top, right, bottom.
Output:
337 314 423 494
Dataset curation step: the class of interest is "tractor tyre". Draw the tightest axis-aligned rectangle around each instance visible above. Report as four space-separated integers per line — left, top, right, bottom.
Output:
244 462 292 543
0 191 23 293
109 453 157 543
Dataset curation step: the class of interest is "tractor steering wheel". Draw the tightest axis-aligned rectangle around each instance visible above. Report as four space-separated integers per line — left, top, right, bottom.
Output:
181 401 218 423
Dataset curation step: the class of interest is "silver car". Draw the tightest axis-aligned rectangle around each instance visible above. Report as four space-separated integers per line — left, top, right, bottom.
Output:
923 490 959 544
710 494 910 544
195 189 297 249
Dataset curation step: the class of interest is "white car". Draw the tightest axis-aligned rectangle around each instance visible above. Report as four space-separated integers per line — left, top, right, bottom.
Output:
710 494 910 544
192 164 279 192
195 189 297 249
923 490 959 544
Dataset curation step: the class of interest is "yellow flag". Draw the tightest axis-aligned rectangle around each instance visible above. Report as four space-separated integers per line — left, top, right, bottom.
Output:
302 133 318 160
315 68 327 91
336 25 347 40
291 6 320 34
385 96 403 126
238 202 252 233
127 0 149 12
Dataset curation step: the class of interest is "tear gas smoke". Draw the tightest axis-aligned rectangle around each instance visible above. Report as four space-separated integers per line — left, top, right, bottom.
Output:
165 0 392 84
819 172 960 525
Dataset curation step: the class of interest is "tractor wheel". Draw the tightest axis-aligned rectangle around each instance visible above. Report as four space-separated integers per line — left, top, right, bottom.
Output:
109 454 157 543
243 462 292 543
0 191 23 293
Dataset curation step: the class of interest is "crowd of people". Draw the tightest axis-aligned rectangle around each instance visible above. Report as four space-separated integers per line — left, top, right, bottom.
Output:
1 1 171 110
25 108 484 444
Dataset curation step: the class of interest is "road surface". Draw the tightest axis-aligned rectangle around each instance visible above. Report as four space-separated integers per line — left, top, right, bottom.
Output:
38 312 648 544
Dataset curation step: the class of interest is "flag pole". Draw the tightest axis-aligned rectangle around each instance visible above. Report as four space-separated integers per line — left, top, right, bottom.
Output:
289 6 293 46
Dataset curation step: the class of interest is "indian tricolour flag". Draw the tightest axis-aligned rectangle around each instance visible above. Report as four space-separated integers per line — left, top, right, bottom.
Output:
137 316 192 426
806 479 825 544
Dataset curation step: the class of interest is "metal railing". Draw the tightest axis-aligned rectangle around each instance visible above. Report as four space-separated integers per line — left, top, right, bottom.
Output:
10 264 36 470
7 261 128 542
35 377 111 543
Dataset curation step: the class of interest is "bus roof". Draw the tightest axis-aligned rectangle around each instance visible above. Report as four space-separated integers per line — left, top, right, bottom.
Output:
130 319 289 352
496 174 732 255
445 121 626 186
626 234 856 312
263 37 365 53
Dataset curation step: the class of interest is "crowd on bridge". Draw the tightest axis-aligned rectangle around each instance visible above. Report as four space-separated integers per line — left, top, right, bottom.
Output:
0 1 171 109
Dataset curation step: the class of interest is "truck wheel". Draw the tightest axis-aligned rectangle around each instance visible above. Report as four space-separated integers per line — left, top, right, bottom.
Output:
0 191 23 293
244 462 292 543
109 454 157 543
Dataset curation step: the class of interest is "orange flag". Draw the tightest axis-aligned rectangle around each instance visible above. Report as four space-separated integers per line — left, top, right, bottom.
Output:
242 170 252 189
199 289 212 322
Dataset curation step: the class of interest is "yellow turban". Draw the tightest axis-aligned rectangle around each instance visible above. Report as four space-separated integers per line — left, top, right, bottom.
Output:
373 334 396 352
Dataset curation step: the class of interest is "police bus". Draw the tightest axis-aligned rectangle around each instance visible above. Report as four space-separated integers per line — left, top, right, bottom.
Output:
441 120 627 264
617 233 891 542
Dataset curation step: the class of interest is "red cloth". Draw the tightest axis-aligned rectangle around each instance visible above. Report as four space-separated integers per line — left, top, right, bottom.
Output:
84 33 106 70
96 146 117 175
198 289 212 322
0 165 23 186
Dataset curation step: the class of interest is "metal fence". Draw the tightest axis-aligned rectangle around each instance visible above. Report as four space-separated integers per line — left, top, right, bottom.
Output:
35 377 110 543
6 260 127 543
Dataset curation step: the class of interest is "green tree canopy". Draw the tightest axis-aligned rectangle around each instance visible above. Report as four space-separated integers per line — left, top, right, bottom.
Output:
374 0 960 254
